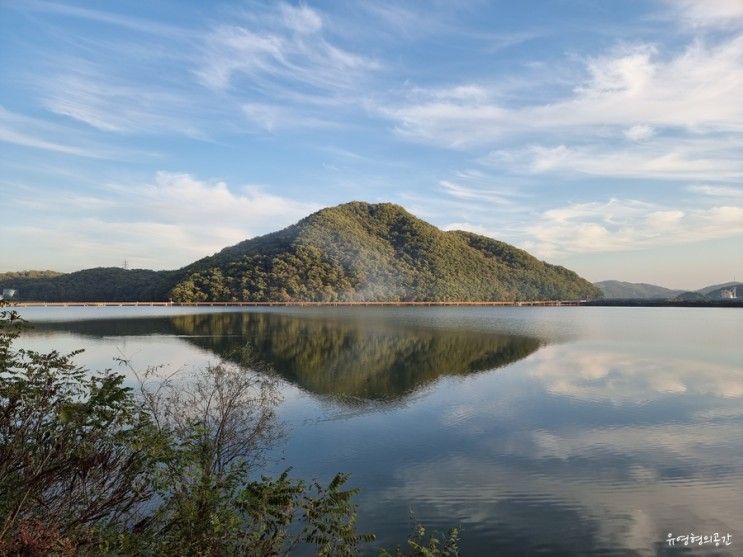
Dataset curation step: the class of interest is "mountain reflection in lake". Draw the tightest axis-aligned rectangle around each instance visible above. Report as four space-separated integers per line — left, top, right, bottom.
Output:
20 306 743 555
32 310 543 402
170 312 543 402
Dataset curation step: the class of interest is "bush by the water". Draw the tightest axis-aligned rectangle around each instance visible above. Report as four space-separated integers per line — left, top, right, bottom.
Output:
0 308 459 556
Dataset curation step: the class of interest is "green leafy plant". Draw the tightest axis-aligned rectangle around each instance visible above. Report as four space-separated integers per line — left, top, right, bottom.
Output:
380 524 460 557
1 308 461 556
0 307 162 554
0 309 376 556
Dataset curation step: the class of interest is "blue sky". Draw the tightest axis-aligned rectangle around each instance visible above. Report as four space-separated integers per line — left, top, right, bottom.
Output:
1 0 741 289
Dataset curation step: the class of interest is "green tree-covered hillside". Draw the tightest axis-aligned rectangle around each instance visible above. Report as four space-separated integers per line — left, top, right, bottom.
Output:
1 202 601 302
172 202 600 302
0 268 178 302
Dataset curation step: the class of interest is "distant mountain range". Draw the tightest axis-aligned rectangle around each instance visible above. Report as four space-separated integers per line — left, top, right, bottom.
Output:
594 280 741 301
0 202 600 302
592 280 684 300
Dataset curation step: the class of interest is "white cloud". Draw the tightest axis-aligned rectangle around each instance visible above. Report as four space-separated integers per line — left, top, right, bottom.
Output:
5 172 321 270
523 198 743 257
135 171 318 225
26 2 376 139
439 180 517 205
0 106 138 159
280 3 323 34
197 5 379 94
19 0 193 38
662 0 743 29
486 138 743 181
241 102 334 131
380 34 743 187
623 124 655 141
42 73 205 136
687 184 743 198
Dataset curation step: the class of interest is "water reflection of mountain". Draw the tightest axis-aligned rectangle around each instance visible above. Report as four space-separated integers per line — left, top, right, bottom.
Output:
170 312 543 401
33 311 543 401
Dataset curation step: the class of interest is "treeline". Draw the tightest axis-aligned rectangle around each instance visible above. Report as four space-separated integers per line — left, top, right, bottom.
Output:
0 270 65 281
0 267 179 302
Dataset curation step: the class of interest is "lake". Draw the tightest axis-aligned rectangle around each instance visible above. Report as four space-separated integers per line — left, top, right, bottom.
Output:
15 306 742 555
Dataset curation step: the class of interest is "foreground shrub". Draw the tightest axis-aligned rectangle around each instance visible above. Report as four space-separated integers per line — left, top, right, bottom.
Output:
0 308 458 556
0 309 161 553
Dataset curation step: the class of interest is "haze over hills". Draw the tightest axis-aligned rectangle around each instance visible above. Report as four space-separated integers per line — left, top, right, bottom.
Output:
594 280 741 301
593 281 684 300
1 202 600 302
673 283 742 302
696 282 742 296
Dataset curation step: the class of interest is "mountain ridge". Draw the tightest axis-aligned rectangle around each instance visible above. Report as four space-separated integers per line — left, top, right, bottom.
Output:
593 280 684 300
594 279 741 300
2 202 601 302
171 202 600 302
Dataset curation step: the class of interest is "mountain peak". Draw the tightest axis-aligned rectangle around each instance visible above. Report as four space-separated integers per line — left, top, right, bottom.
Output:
1 203 601 302
173 203 600 302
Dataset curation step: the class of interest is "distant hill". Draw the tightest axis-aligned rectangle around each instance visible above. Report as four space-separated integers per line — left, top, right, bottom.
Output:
673 282 741 302
0 267 180 302
696 281 742 296
0 270 65 281
595 279 741 301
0 202 601 302
594 280 683 300
673 291 708 302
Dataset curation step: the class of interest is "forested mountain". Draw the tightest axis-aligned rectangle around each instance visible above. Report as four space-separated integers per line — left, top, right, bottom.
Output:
594 280 683 300
1 202 601 302
171 202 600 301
0 268 180 302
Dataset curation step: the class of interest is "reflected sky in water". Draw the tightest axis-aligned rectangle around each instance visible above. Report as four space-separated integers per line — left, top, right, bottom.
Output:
18 306 743 555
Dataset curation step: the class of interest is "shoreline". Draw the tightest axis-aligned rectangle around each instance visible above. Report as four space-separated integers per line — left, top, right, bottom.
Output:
6 300 741 308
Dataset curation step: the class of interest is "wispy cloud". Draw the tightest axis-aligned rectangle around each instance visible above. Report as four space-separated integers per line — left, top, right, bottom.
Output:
523 198 743 257
485 137 743 181
21 2 377 138
241 102 336 132
20 0 194 38
687 184 743 198
0 106 122 159
661 0 743 29
196 4 380 97
439 179 524 206
624 124 655 141
382 36 743 147
42 72 206 136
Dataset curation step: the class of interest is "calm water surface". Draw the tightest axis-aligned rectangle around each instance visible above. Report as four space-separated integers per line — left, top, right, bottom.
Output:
17 306 743 556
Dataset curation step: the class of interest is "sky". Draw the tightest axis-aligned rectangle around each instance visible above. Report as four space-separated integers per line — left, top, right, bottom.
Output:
1 0 742 290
